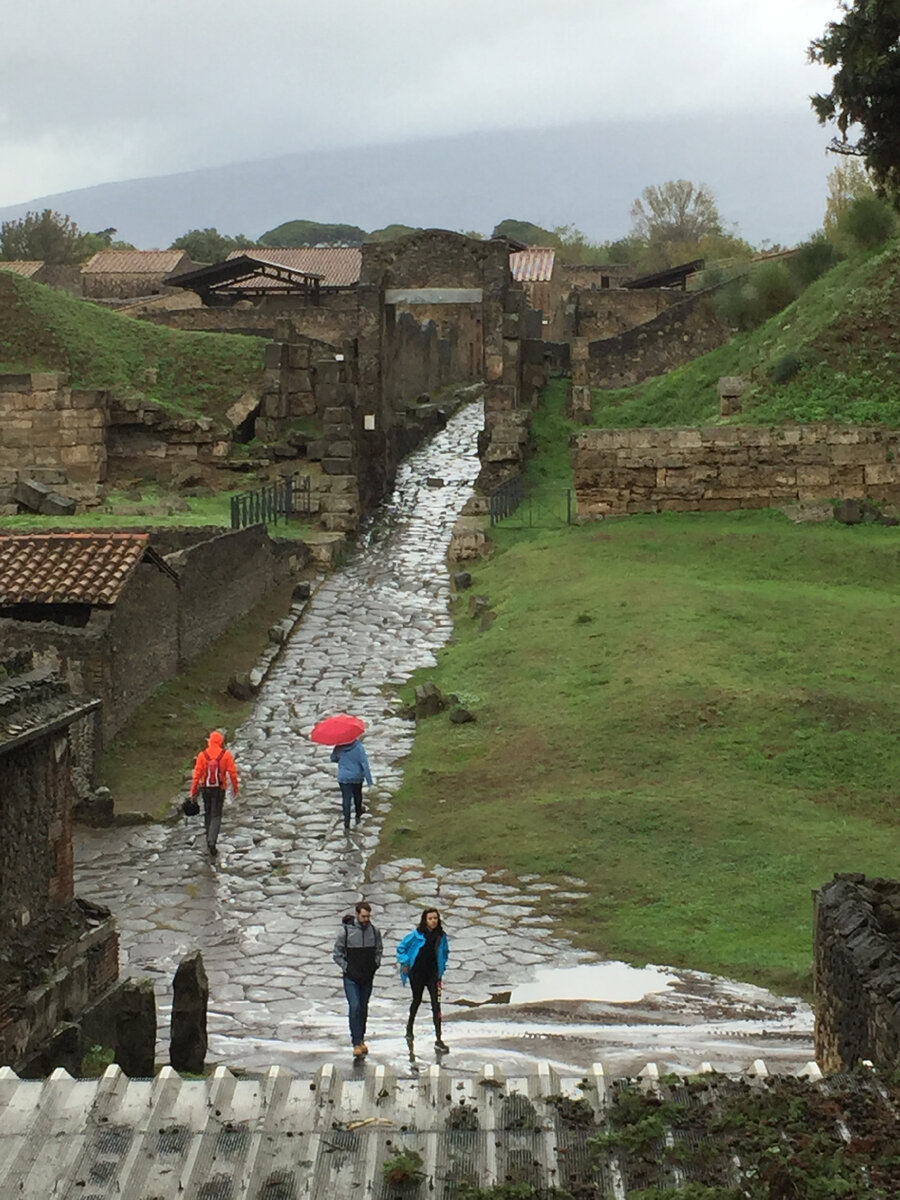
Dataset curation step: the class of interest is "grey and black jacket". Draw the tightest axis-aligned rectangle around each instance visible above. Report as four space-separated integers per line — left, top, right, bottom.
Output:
332 916 383 984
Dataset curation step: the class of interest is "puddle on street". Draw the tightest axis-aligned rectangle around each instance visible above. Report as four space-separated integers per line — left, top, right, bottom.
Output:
508 961 677 1005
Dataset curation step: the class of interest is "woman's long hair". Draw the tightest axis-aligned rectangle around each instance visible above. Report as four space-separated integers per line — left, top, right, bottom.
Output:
416 907 443 934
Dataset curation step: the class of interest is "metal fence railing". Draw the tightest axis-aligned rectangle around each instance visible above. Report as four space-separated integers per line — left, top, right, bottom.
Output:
489 475 572 528
230 473 310 530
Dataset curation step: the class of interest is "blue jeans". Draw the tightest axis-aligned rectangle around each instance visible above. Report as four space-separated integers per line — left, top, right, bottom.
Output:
343 976 373 1046
339 780 363 826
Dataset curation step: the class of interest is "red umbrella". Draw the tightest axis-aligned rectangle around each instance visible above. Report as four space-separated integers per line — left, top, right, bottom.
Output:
310 713 366 745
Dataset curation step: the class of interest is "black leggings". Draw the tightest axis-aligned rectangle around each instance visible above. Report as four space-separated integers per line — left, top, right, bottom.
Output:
407 975 441 1037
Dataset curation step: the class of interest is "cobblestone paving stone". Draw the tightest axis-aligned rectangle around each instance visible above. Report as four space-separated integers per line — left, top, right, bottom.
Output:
76 403 814 1076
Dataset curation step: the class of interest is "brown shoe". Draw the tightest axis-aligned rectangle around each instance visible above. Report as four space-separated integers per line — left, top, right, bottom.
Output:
360 1042 368 1054
352 1044 365 1057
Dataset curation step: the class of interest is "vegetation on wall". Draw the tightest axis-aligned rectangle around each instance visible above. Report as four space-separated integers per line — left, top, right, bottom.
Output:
0 271 265 415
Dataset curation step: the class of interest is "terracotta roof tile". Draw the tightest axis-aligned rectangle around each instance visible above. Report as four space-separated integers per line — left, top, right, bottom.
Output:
0 533 153 606
81 249 189 275
0 260 45 278
510 247 556 283
229 247 362 288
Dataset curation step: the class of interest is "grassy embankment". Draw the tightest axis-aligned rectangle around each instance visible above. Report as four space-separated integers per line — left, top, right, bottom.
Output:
591 239 900 428
0 270 265 417
376 281 900 996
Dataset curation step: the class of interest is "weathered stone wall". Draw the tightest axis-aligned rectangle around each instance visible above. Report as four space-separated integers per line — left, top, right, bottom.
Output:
142 301 358 346
560 263 633 289
0 732 76 938
814 874 900 1071
82 273 180 300
586 290 731 389
574 423 900 517
106 397 233 482
0 529 308 745
571 286 685 340
0 373 108 489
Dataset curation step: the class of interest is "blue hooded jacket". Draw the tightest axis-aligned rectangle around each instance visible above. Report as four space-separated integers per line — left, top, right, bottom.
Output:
330 739 373 785
396 928 450 985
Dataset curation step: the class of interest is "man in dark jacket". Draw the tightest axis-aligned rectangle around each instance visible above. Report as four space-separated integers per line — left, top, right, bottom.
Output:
332 900 383 1057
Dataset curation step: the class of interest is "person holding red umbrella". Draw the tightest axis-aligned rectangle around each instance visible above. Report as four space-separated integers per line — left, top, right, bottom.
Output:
310 714 373 831
331 736 373 830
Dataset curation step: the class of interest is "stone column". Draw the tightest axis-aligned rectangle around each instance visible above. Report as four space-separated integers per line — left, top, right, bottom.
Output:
115 977 157 1077
169 951 208 1074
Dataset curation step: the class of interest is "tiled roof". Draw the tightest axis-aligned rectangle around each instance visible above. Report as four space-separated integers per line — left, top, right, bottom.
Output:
0 260 44 278
229 247 362 288
81 249 188 275
0 660 99 755
0 1059 850 1199
0 532 159 606
510 247 556 283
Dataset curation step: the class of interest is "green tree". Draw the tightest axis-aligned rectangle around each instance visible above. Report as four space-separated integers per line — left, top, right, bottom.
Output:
837 192 897 250
810 1 900 203
823 160 876 239
365 224 422 242
491 218 561 246
629 180 724 269
258 219 366 247
0 209 85 263
170 228 255 263
75 227 136 259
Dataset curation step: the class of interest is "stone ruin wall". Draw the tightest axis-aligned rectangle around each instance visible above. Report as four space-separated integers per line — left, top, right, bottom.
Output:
571 286 686 341
573 423 900 517
814 874 900 1071
0 373 108 504
0 527 310 746
582 289 731 390
141 299 358 347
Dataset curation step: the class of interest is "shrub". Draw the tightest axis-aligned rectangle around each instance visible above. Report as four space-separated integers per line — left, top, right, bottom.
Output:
713 261 798 330
837 194 897 251
788 235 841 287
770 350 804 384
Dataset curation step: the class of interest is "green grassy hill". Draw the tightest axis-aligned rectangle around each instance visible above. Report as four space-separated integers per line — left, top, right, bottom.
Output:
0 271 265 416
592 240 900 428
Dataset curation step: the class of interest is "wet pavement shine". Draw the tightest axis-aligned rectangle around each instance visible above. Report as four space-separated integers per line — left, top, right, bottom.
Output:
75 402 814 1077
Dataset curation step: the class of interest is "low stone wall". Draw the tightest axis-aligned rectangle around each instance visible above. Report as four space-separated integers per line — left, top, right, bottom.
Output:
143 302 357 346
585 289 731 389
574 423 900 517
572 286 685 341
0 373 107 489
814 874 900 1071
106 397 233 482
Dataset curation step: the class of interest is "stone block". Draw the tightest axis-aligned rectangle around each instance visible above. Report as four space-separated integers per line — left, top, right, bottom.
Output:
169 951 208 1074
323 406 351 425
115 978 157 1078
328 440 353 458
284 368 312 391
39 492 77 517
322 457 352 475
286 343 311 369
321 511 357 532
13 478 52 511
264 342 285 369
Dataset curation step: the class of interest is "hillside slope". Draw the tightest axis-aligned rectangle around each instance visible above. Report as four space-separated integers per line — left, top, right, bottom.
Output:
591 241 900 428
0 272 265 415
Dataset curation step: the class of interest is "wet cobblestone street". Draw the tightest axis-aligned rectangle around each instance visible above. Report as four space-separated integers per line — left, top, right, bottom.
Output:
76 403 814 1077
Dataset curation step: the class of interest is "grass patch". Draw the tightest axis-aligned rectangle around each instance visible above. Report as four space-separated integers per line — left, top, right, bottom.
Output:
376 393 900 994
590 240 900 428
0 271 265 416
97 577 301 815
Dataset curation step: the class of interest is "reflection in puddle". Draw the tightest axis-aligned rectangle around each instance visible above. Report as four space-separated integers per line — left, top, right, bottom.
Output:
508 961 677 1005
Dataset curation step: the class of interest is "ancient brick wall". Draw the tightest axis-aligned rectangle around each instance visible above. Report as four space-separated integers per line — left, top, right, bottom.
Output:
142 302 357 346
106 398 232 482
586 290 731 389
0 732 75 938
106 562 180 740
814 874 900 1071
0 373 108 489
573 423 900 517
572 286 685 340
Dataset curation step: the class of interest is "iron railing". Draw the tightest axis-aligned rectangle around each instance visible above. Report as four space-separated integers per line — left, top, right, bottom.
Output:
230 473 310 530
489 475 572 527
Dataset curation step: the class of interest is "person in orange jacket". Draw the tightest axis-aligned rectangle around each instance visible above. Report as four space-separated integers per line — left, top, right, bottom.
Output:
190 730 239 856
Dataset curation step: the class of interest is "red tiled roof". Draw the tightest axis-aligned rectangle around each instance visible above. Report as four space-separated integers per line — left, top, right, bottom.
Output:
0 261 44 278
510 248 556 283
82 249 189 275
0 533 157 606
228 247 362 288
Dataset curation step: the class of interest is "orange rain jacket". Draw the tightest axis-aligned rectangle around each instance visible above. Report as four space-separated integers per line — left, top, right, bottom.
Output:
190 730 239 797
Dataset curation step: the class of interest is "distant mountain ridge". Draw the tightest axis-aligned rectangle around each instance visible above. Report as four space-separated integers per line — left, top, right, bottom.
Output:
0 112 833 250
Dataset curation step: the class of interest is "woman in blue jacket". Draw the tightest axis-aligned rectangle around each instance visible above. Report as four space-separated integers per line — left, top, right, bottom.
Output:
330 738 373 830
396 908 450 1051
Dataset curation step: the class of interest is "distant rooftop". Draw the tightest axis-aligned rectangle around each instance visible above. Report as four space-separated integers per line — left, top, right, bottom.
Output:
509 247 556 283
0 260 44 278
228 247 362 289
81 249 189 275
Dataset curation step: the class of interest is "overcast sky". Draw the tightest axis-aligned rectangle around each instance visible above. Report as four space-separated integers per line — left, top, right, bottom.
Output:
0 0 839 209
